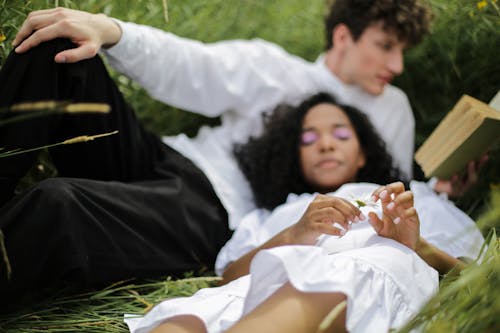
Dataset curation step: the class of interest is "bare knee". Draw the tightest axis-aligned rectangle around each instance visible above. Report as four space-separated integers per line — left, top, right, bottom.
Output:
227 282 347 333
284 283 347 333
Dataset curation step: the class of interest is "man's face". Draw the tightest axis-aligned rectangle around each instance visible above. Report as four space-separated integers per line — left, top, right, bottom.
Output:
337 22 406 95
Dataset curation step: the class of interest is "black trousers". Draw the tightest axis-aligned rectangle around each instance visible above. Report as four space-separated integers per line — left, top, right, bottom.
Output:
0 40 231 310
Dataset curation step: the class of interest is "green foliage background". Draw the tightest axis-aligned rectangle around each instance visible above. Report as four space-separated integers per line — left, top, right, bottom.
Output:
0 0 499 332
1 0 498 219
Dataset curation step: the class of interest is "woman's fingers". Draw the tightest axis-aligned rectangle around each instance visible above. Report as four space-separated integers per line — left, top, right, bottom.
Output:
399 206 418 223
393 191 414 209
371 182 405 202
296 195 364 239
310 196 362 229
384 190 413 213
312 220 349 237
367 212 383 233
314 195 362 219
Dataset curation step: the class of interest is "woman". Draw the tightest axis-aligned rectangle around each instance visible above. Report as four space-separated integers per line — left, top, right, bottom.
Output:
125 94 484 333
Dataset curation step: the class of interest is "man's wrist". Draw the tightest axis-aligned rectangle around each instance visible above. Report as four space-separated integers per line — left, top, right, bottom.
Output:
429 177 450 199
98 14 122 48
427 177 439 192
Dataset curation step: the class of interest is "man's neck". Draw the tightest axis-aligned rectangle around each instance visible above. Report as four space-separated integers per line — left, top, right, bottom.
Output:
323 48 348 84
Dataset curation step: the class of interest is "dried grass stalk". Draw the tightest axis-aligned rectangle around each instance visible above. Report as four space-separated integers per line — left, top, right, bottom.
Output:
62 131 119 145
317 300 347 332
0 229 12 280
0 131 119 158
162 0 169 22
10 101 110 113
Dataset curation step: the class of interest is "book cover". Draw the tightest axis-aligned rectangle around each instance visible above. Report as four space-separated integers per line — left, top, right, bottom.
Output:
415 94 500 178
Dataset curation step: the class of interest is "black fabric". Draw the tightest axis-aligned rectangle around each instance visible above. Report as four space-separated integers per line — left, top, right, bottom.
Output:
0 39 230 311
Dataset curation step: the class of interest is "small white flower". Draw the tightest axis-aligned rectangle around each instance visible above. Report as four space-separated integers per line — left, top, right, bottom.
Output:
349 194 380 209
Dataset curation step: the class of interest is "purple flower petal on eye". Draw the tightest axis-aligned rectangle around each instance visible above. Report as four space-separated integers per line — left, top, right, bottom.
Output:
333 127 353 140
301 130 319 145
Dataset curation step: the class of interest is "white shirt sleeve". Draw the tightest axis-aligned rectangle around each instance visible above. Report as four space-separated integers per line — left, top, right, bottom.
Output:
369 86 414 179
102 20 315 118
391 91 414 179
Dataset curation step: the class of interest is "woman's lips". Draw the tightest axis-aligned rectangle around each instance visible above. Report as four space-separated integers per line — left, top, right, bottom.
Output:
316 158 340 169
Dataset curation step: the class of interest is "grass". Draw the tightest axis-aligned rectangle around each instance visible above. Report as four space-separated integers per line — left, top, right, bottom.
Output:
399 190 500 333
0 0 499 332
0 276 222 332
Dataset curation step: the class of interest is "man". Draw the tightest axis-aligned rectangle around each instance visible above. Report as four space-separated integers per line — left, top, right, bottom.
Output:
0 0 443 311
11 0 431 179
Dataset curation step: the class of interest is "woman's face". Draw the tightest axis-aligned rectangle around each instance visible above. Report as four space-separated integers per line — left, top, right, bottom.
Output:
299 103 366 192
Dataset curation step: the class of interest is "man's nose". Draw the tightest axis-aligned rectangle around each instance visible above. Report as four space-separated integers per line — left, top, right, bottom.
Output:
388 48 404 75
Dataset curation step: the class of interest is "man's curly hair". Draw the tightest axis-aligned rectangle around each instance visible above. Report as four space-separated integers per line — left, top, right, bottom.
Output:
234 93 404 210
325 0 431 50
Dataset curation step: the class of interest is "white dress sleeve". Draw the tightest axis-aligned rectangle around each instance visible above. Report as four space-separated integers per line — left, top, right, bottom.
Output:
214 209 271 276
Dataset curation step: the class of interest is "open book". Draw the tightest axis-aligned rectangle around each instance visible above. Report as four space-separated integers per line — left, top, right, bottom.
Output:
415 92 500 178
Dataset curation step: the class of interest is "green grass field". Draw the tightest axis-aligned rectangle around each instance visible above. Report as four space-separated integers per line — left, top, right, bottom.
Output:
0 0 499 332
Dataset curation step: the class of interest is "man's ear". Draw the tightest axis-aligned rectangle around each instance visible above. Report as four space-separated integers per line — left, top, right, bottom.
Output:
332 24 354 52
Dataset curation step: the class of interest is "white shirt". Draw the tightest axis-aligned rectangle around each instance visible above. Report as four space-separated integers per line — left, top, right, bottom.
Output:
103 21 415 229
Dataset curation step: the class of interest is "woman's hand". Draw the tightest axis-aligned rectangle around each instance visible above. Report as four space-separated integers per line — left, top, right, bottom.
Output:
369 182 420 250
288 194 364 245
13 7 122 63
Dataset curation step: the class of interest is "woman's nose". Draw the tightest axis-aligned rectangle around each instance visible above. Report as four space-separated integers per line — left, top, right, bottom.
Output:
318 134 336 152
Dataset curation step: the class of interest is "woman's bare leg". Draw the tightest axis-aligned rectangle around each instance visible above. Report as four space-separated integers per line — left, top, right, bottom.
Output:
226 282 347 333
150 315 207 333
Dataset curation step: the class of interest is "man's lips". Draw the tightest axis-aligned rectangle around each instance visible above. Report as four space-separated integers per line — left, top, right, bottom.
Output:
377 74 393 84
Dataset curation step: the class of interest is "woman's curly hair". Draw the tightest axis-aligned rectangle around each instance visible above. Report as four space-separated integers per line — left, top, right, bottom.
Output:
234 92 404 210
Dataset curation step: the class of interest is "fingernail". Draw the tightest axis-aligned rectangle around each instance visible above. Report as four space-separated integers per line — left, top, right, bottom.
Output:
393 217 401 225
371 195 377 202
387 202 395 210
354 216 359 223
57 55 67 63
359 213 366 221
380 190 388 199
340 229 346 236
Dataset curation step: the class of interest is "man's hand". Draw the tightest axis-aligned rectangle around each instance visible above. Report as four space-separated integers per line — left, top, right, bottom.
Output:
434 155 489 199
13 7 122 63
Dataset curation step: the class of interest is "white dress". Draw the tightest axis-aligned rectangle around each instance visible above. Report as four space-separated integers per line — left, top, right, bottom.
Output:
125 182 484 333
102 20 415 229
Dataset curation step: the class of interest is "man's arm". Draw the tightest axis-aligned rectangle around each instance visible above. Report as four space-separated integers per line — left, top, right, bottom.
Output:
13 8 317 119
